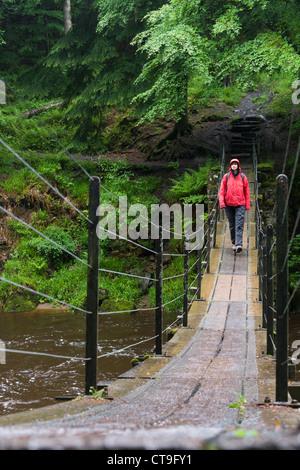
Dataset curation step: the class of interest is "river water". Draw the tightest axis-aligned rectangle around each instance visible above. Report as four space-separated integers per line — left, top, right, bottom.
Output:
1 309 300 417
0 307 179 416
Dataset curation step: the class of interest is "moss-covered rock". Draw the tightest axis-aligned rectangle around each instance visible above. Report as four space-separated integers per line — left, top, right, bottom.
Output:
99 299 135 314
3 293 39 312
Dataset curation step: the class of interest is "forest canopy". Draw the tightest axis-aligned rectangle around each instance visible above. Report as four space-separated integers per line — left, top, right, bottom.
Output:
0 0 299 150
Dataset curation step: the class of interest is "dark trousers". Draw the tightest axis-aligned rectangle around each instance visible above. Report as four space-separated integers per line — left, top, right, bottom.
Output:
225 205 245 246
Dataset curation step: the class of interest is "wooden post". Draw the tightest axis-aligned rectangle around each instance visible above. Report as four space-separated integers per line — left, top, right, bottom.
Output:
183 238 189 327
213 206 218 247
258 230 263 302
155 215 163 355
207 215 211 274
275 174 289 402
266 224 274 356
85 176 100 395
262 235 267 329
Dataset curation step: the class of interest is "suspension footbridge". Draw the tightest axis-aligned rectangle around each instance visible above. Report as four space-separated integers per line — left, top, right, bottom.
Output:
0 131 300 449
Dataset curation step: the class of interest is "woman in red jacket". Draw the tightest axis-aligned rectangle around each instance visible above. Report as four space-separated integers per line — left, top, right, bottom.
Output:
219 158 250 253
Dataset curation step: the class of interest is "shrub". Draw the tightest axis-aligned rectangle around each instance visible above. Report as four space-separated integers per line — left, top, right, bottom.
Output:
28 226 77 266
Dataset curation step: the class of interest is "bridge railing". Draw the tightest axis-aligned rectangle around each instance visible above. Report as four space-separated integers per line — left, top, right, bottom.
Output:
0 81 226 397
253 136 300 403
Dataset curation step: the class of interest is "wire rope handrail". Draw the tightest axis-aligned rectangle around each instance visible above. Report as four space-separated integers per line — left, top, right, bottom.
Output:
0 346 90 362
0 277 91 314
99 267 157 282
253 128 300 402
0 107 226 396
0 204 91 269
99 226 158 255
0 136 92 224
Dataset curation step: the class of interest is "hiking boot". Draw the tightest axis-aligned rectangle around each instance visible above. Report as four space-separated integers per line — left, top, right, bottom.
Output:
236 245 242 253
232 245 237 251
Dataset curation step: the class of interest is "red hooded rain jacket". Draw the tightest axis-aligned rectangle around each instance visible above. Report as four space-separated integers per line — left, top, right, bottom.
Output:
219 159 250 211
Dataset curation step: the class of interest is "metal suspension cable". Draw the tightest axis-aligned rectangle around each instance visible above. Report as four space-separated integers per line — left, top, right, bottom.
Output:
100 183 184 239
281 205 300 272
0 205 91 269
188 256 198 273
187 223 209 254
163 252 185 257
97 334 158 359
282 106 296 174
279 278 300 320
282 136 300 223
97 314 181 359
99 225 158 255
99 267 157 282
100 147 224 241
0 277 91 314
0 346 90 362
163 272 185 281
188 272 200 289
0 136 92 224
99 306 158 315
163 291 185 308
188 285 200 307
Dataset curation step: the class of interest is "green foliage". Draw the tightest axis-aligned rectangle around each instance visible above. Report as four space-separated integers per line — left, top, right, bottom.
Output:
99 158 161 208
39 262 87 309
0 153 167 310
215 32 300 90
2 0 298 147
0 102 72 154
165 164 210 204
132 0 211 124
27 226 77 266
289 235 300 290
1 168 33 195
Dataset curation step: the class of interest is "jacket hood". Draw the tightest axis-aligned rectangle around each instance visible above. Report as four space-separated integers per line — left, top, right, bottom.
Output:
229 158 241 169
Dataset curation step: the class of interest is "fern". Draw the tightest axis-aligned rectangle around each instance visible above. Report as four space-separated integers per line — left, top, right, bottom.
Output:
167 165 210 202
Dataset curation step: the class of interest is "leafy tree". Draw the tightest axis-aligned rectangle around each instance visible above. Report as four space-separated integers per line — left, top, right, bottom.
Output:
130 0 300 158
132 0 211 135
4 0 299 157
19 0 165 152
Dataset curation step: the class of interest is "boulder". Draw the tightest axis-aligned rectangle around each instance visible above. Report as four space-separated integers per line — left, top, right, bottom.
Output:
3 293 39 312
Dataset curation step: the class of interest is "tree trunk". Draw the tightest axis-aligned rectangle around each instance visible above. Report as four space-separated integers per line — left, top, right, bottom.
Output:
63 0 72 35
148 77 192 160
